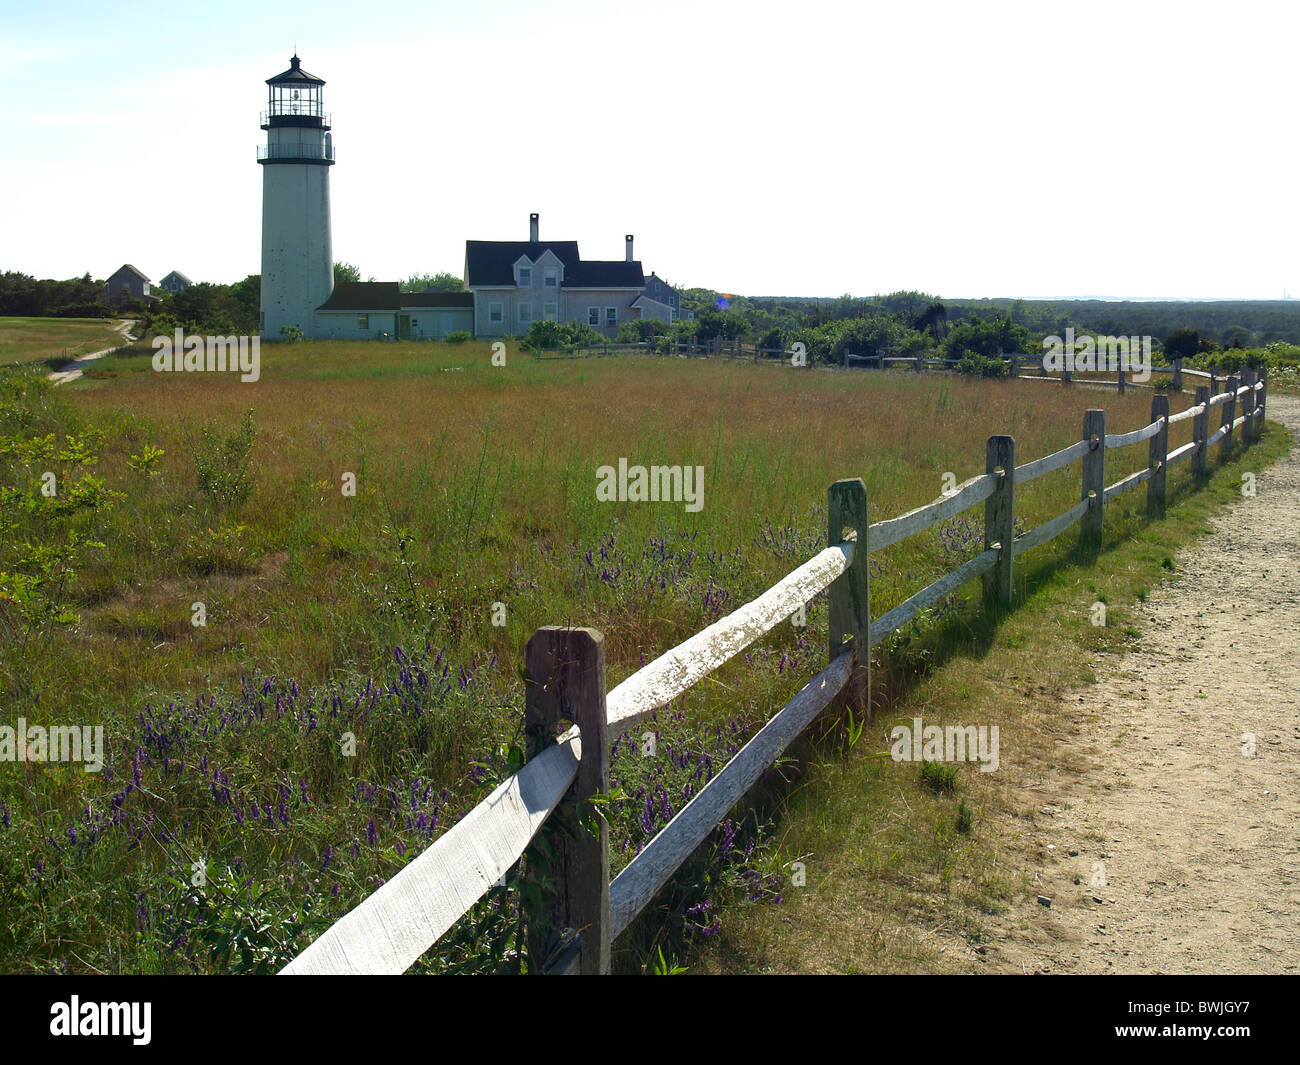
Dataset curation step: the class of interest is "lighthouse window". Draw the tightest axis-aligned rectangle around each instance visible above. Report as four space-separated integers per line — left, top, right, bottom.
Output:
358 314 369 329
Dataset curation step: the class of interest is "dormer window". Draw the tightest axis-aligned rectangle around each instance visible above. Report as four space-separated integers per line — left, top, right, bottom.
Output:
544 268 558 288
518 267 532 287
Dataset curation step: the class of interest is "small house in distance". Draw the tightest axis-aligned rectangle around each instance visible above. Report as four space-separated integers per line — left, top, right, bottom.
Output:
105 264 158 304
160 270 192 294
633 272 694 325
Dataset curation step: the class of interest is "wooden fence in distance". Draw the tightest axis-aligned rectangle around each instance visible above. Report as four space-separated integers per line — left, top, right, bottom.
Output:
281 371 1268 976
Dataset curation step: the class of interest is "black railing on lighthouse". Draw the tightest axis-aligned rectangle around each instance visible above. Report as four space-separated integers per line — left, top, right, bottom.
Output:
257 142 336 162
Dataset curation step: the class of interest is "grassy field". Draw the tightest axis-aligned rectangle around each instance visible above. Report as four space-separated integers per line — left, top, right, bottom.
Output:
0 315 125 369
0 339 1277 973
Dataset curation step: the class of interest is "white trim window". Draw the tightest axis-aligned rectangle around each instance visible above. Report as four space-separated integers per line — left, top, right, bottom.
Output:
488 302 503 324
605 306 617 327
588 306 600 326
543 302 557 322
518 266 532 287
358 314 369 329
544 268 558 288
519 302 533 325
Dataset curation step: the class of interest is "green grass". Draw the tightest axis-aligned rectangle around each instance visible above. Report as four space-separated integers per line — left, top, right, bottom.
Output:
0 338 1283 974
0 315 124 369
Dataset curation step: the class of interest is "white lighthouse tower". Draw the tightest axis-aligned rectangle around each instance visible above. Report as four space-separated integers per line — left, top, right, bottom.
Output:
258 55 334 339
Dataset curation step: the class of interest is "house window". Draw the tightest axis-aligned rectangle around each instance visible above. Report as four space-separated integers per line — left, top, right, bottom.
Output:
588 307 600 326
519 302 532 324
519 267 532 287
544 302 557 322
605 307 617 326
489 302 503 324
358 314 369 329
544 269 557 288
670 308 679 323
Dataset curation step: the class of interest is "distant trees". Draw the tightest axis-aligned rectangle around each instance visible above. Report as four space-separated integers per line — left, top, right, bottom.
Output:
401 272 465 293
1162 327 1201 360
941 312 1031 359
139 276 260 337
0 271 111 317
333 262 364 283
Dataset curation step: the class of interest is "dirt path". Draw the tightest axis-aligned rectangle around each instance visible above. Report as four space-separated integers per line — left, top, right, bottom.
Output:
47 318 135 386
987 395 1300 974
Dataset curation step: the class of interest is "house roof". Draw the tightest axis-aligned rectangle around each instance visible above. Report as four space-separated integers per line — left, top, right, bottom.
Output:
465 240 643 288
631 294 672 309
567 260 644 288
465 241 580 286
400 291 474 309
268 54 325 85
317 281 401 311
162 270 192 284
111 264 150 281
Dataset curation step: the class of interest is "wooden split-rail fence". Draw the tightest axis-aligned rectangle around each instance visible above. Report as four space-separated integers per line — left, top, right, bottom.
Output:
280 370 1268 976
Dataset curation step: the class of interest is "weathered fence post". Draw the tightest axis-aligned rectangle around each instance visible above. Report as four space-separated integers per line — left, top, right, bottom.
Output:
915 351 924 372
1222 375 1238 460
1257 367 1267 432
1240 368 1256 443
1081 409 1106 541
842 350 848 370
1063 362 1072 386
1117 363 1126 394
1148 393 1169 519
827 478 871 717
1192 385 1210 476
1010 352 1020 378
524 626 609 975
983 436 1016 606
1172 357 1183 391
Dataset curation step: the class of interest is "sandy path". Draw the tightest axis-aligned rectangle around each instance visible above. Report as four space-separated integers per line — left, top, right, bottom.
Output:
47 318 135 386
988 395 1300 974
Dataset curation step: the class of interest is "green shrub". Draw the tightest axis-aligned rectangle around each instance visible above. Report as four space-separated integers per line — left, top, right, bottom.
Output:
279 325 304 343
195 408 257 508
955 351 1009 378
444 330 472 344
920 760 960 793
617 319 668 343
522 320 605 352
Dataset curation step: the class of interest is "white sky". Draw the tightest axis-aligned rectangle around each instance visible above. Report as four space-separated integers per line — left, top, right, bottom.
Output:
2 0 1297 299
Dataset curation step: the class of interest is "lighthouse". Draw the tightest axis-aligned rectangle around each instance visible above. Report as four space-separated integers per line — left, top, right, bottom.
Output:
257 55 334 340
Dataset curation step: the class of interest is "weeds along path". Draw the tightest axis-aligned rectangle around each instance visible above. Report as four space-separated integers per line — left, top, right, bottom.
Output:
989 395 1300 974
